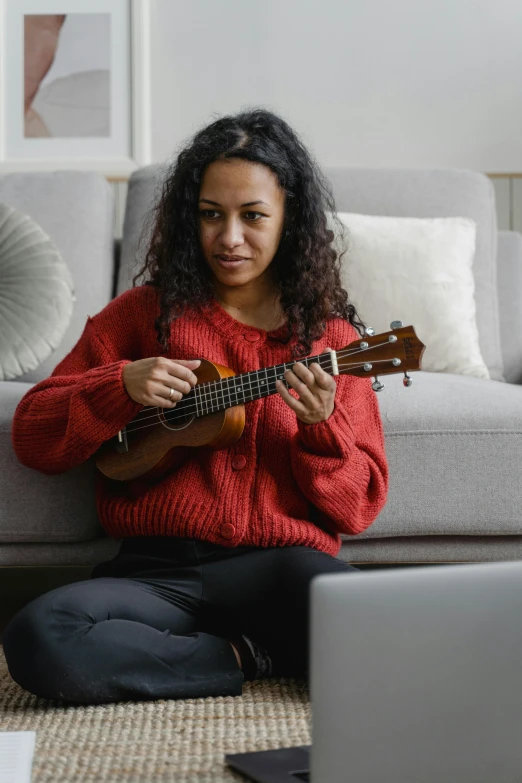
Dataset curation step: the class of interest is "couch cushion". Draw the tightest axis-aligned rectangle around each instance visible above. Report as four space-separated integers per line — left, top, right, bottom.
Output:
339 536 522 564
0 171 114 383
0 204 75 380
334 212 489 379
325 168 503 382
0 381 104 543
351 371 522 540
117 165 165 295
497 231 522 384
119 166 503 382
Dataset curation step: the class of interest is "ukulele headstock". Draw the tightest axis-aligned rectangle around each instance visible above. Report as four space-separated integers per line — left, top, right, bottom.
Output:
336 322 425 390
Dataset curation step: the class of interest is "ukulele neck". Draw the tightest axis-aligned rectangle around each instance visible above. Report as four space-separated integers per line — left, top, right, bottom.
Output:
185 350 337 417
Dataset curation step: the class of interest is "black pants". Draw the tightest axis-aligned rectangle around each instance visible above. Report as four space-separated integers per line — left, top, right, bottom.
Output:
2 537 357 705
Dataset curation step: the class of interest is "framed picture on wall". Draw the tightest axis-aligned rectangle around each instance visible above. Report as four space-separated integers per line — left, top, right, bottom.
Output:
0 0 150 178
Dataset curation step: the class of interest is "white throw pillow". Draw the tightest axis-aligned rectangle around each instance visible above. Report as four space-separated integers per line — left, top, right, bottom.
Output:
331 212 490 379
0 203 75 381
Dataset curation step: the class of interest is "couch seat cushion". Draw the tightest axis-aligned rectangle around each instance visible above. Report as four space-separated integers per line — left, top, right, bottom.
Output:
0 381 104 543
350 372 522 539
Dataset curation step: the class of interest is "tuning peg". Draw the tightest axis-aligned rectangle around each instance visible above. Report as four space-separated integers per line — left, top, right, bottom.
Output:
403 372 413 387
390 320 403 329
364 326 375 336
372 376 385 392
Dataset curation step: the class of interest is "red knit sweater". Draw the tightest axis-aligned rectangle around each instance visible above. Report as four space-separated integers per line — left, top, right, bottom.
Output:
12 285 389 556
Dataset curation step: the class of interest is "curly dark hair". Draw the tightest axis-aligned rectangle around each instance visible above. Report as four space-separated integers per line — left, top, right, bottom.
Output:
133 107 366 358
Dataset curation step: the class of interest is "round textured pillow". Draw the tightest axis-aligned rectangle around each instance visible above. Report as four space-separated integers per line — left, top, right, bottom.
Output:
0 203 75 381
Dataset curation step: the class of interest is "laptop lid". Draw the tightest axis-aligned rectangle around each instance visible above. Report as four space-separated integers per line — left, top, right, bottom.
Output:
310 561 522 783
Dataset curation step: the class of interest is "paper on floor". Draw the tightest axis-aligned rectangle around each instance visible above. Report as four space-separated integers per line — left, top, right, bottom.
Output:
0 732 36 783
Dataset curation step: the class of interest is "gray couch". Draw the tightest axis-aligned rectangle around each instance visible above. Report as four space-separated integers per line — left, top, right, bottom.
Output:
1 166 521 567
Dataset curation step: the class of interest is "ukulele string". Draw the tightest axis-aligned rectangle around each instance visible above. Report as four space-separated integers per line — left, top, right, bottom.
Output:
124 339 395 431
127 346 380 432
124 343 397 433
123 351 398 436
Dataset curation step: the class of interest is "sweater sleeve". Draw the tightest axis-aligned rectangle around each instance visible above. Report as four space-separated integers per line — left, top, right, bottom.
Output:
11 316 143 475
289 352 389 537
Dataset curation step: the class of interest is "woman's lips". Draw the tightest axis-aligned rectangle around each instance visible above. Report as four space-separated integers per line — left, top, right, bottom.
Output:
215 255 248 268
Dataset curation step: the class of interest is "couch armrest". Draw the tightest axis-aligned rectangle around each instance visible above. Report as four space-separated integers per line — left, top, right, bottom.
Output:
0 381 105 543
497 231 522 384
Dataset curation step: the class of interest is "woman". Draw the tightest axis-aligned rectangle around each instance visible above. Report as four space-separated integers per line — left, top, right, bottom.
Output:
4 108 388 705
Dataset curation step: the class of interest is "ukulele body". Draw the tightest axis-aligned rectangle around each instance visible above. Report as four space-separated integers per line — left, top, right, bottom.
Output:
95 359 245 482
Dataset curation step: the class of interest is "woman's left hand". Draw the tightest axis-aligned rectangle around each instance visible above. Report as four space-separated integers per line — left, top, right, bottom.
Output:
276 348 337 424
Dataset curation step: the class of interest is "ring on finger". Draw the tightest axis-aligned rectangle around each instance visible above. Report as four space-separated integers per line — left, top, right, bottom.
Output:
168 387 175 399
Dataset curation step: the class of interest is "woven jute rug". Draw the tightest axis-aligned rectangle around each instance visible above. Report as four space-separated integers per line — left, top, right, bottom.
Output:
0 646 311 782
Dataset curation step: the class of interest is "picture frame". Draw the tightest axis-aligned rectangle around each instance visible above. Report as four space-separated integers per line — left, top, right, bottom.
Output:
0 0 150 178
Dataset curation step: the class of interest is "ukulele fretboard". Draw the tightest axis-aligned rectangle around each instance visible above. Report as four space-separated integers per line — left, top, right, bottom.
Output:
168 351 336 420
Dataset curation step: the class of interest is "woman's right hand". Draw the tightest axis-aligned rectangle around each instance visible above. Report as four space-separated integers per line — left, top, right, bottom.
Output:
122 357 201 407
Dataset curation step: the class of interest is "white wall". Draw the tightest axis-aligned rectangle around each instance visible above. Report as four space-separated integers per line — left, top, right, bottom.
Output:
149 0 522 172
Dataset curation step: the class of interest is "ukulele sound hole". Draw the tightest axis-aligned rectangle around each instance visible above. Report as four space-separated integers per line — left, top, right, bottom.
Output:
161 395 195 430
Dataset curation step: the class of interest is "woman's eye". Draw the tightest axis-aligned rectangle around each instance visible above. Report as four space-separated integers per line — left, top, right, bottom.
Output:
199 210 264 220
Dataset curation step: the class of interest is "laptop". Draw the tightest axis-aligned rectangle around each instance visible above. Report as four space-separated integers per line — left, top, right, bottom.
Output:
226 561 522 782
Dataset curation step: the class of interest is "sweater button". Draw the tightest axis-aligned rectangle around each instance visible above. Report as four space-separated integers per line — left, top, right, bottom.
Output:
220 523 236 539
232 455 247 470
244 330 260 342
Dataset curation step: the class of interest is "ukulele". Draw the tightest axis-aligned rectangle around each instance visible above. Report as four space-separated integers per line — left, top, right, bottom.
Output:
95 321 425 482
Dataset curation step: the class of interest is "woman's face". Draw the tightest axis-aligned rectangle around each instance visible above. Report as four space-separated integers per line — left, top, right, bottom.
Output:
198 158 286 291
